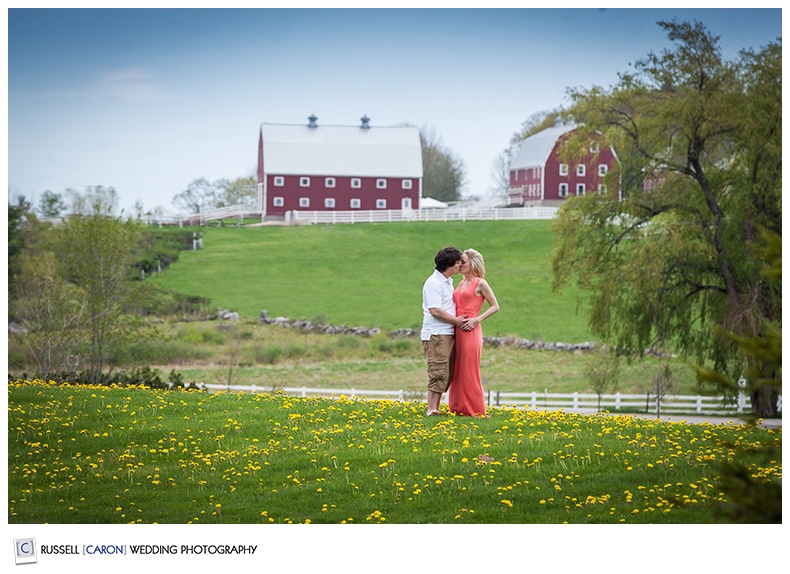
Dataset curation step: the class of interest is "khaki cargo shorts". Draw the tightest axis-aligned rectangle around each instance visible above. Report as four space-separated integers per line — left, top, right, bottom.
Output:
422 334 455 393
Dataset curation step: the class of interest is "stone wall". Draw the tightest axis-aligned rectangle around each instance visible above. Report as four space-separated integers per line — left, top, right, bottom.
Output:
255 309 597 352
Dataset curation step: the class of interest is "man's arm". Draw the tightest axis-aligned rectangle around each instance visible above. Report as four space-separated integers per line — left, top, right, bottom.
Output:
429 307 465 327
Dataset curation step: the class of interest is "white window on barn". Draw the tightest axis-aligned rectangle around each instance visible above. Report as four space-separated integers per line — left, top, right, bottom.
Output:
325 198 335 208
351 178 361 188
325 177 336 188
576 164 586 177
402 180 412 189
598 164 608 176
376 179 387 189
559 164 568 176
376 199 387 209
590 141 599 153
576 183 586 195
559 183 568 197
273 176 284 187
299 197 310 208
598 184 607 195
273 197 284 207
300 177 310 187
350 198 361 209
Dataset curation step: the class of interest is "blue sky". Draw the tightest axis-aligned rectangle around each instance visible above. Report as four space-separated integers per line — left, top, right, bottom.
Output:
7 6 783 215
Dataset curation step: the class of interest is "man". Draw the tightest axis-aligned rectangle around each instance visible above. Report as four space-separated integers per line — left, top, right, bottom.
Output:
421 246 465 416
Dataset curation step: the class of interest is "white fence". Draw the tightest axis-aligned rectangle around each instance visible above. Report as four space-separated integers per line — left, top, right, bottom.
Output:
483 390 778 416
144 205 558 227
289 206 558 225
200 203 259 222
144 204 259 227
200 384 780 417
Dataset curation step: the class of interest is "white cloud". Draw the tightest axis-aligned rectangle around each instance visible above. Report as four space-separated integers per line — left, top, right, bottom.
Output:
92 66 179 102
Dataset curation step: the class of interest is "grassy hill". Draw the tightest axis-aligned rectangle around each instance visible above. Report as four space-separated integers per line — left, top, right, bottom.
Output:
151 220 593 342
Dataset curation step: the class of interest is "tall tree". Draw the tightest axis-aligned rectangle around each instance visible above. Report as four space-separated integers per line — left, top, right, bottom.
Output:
14 251 87 380
551 21 781 416
57 205 146 384
37 190 66 218
216 174 257 207
65 185 120 216
171 177 219 214
489 145 517 199
8 199 27 292
420 126 466 202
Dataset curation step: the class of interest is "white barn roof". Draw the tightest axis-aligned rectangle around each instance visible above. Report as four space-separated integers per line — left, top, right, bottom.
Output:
261 122 422 178
510 123 578 170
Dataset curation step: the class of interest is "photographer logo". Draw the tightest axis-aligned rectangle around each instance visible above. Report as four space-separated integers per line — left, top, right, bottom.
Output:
14 538 37 565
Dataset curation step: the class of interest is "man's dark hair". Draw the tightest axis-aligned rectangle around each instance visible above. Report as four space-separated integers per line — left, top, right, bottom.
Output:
434 246 462 273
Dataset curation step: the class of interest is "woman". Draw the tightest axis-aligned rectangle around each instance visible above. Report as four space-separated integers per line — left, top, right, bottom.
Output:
448 249 500 416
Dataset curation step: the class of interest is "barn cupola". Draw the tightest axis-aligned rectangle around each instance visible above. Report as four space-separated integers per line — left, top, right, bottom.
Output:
360 115 371 129
308 114 318 128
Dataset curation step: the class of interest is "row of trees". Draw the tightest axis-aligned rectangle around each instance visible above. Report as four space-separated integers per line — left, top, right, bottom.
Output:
9 187 212 385
28 175 258 220
170 174 257 215
9 187 149 384
29 123 469 220
32 185 123 218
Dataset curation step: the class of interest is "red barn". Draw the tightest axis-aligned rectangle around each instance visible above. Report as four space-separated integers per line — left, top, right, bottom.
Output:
257 115 422 219
508 122 618 206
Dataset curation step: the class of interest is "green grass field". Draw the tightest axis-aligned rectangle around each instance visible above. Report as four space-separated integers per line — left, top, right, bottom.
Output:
144 319 703 396
9 380 781 524
140 220 711 397
151 220 593 342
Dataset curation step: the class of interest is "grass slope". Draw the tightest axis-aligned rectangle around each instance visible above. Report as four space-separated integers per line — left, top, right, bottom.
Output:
151 220 592 342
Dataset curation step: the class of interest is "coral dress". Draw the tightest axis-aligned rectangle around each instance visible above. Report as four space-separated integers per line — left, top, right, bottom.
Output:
448 278 487 416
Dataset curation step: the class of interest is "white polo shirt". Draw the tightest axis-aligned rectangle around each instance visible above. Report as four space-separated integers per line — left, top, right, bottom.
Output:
421 269 456 340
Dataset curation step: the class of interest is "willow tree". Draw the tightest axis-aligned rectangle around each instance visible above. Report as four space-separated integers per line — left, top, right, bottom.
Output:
551 21 781 416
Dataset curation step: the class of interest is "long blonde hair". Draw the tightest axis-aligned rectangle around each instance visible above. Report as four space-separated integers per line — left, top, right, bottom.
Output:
465 248 485 278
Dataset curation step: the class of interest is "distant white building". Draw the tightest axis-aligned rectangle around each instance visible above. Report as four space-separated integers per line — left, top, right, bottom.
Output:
419 196 448 209
257 115 423 219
